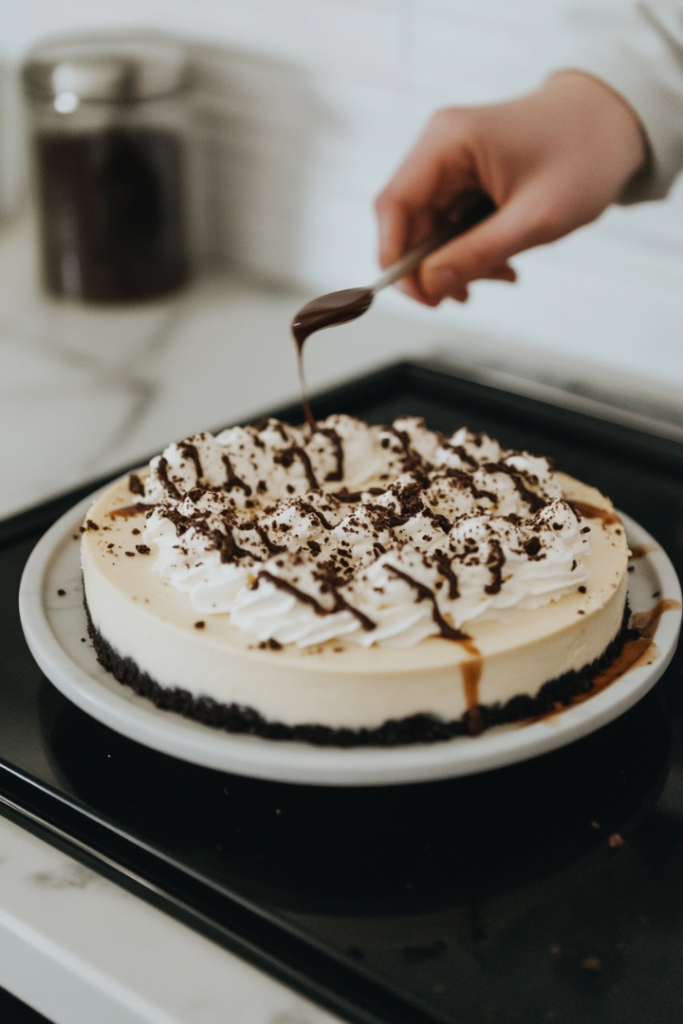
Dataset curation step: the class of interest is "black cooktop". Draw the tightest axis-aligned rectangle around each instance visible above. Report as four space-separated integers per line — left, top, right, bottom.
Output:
1 360 682 1024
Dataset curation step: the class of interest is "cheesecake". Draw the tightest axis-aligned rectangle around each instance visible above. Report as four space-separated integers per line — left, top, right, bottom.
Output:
81 416 630 744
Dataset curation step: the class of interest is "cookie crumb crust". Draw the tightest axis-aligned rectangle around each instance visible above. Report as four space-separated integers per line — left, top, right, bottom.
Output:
85 600 637 748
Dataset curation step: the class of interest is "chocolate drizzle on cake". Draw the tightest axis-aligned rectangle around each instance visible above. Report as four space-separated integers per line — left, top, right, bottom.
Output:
128 473 145 496
484 538 506 595
222 455 251 496
109 502 154 518
213 525 255 563
432 550 460 599
253 524 286 555
385 565 467 641
334 487 385 503
156 457 182 500
180 443 203 482
315 426 344 481
442 467 497 504
274 446 319 490
297 501 335 531
256 571 328 614
569 500 622 527
483 461 546 512
255 570 377 632
137 416 591 652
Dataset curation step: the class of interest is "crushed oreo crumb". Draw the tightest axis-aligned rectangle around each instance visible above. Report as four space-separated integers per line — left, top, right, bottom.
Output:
85 600 637 748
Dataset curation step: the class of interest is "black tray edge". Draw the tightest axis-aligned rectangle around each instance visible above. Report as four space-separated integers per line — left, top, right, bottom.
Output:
0 772 445 1024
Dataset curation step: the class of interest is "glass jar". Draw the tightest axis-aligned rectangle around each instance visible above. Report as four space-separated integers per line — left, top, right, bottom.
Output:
22 33 191 303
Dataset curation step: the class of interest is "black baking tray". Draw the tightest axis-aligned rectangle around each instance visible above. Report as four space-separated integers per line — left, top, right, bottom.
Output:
1 359 682 1024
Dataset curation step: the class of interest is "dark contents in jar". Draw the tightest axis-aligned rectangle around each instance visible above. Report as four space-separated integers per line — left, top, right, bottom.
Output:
35 128 188 302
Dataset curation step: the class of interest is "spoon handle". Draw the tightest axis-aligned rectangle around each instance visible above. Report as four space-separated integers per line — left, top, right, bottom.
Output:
371 191 496 293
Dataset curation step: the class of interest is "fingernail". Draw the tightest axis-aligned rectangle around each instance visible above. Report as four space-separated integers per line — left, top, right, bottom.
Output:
427 266 461 300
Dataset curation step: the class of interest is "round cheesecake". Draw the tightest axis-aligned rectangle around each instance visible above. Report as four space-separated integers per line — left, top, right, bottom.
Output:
81 416 630 743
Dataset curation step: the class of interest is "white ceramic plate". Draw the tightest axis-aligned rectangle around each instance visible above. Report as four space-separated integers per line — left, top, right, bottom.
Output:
19 492 682 787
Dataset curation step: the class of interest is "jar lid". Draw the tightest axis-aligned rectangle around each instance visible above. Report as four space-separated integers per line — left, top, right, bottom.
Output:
22 32 190 106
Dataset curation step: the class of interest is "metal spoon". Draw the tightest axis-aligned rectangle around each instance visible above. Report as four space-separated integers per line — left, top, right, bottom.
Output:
291 191 496 350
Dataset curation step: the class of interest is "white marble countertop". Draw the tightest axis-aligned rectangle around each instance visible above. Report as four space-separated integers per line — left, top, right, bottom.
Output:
0 812 345 1024
2 213 683 1023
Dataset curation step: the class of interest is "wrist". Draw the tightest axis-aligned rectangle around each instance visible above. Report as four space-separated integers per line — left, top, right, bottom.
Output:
546 70 649 185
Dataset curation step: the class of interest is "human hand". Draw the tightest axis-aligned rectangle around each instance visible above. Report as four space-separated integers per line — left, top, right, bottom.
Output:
375 72 647 305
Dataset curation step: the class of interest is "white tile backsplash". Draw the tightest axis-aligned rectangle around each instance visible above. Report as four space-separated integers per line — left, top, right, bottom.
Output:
409 14 554 101
2 0 683 392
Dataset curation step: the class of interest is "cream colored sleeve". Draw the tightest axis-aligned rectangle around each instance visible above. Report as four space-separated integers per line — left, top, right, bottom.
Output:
564 1 683 201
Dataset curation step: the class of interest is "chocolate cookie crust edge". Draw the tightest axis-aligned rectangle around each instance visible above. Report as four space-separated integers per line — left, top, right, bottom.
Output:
84 600 639 747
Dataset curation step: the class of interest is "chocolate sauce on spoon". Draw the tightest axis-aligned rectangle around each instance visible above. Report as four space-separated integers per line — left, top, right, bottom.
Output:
291 191 496 426
292 288 373 426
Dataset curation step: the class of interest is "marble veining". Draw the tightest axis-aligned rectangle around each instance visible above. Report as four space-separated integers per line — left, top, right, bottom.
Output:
29 863 107 891
0 815 343 1024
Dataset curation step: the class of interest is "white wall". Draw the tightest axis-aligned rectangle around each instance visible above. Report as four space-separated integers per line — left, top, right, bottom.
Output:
3 0 683 399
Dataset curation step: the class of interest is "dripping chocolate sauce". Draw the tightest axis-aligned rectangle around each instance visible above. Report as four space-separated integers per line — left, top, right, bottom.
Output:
629 544 656 561
291 287 373 428
459 638 484 736
631 599 681 638
109 502 154 518
530 599 681 723
569 500 621 527
290 192 496 426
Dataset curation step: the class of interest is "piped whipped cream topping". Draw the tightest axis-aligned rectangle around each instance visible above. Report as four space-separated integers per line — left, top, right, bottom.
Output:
137 416 590 648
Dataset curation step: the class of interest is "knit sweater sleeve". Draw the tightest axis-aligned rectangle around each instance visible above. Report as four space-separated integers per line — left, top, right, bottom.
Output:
563 1 683 201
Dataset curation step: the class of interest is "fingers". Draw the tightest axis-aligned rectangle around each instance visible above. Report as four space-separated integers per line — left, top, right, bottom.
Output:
375 109 477 268
418 185 560 302
376 76 648 307
379 169 556 306
396 260 516 307
377 204 435 274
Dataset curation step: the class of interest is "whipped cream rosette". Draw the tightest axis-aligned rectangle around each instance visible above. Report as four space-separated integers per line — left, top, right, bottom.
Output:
140 416 590 647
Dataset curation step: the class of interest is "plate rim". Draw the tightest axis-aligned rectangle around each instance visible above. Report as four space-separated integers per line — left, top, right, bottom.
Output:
18 491 682 786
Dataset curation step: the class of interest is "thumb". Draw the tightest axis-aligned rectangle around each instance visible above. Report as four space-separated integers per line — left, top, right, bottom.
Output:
419 186 560 301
